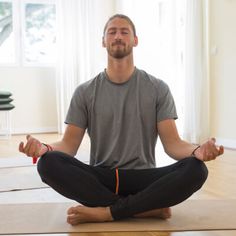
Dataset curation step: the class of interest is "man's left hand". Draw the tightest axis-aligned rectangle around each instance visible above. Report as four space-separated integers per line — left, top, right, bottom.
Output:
194 138 224 162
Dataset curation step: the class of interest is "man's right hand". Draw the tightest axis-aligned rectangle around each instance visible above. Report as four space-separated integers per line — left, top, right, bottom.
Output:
19 134 48 157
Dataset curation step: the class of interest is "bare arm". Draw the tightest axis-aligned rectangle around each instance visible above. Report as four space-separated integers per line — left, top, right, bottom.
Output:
19 124 85 157
158 119 224 161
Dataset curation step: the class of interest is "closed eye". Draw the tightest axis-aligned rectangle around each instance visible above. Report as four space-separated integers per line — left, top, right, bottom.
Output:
109 31 116 35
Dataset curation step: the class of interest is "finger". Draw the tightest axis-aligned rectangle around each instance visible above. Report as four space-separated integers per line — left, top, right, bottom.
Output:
207 138 216 149
208 139 219 155
209 139 217 149
24 137 38 157
207 145 224 160
212 147 220 157
219 145 224 155
24 138 34 156
212 144 224 157
211 137 216 143
209 149 219 159
19 142 25 153
28 139 38 157
26 134 31 141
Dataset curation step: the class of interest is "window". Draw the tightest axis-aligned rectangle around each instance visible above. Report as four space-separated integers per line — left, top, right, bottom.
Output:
0 1 14 64
0 0 56 66
23 2 56 64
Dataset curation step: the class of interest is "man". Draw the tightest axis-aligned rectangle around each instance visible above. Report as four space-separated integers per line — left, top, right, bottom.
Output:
19 14 224 225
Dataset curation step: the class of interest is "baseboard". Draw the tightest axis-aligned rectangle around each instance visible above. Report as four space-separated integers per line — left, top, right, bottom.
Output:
12 126 58 135
216 138 236 150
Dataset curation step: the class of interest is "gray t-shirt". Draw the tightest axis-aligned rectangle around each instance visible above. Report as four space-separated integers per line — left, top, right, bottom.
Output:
65 68 177 169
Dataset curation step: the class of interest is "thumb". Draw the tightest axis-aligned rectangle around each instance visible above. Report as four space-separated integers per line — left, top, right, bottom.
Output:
219 145 224 155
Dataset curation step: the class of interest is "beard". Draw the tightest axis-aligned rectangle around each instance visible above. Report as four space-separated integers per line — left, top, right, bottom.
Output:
107 41 133 59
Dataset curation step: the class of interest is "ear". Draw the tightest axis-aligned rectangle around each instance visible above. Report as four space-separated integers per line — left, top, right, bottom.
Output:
102 37 106 48
133 36 138 47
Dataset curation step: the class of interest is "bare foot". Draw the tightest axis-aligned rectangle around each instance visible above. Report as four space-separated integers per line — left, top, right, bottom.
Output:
134 207 171 219
67 205 113 225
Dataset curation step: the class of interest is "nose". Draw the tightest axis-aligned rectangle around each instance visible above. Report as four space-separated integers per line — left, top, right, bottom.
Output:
114 31 122 40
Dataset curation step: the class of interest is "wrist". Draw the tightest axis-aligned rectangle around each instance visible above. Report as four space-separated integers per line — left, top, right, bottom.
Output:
191 145 200 157
41 143 53 155
42 143 53 152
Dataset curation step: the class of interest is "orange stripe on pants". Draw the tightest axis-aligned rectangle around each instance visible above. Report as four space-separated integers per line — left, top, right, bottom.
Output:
115 168 119 195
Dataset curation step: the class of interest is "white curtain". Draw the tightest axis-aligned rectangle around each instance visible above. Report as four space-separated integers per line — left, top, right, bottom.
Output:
182 0 210 144
55 0 112 133
116 0 210 144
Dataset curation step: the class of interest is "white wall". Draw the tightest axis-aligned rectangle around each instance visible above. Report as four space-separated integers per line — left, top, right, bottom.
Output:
209 0 236 148
0 67 57 134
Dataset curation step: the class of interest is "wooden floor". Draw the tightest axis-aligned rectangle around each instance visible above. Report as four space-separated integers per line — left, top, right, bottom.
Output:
0 133 236 236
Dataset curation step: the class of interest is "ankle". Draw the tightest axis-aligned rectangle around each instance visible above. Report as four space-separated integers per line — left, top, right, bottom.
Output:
104 207 114 221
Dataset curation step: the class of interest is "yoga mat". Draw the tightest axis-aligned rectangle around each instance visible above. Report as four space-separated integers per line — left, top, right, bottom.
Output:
0 188 74 204
0 166 47 192
0 156 89 169
0 157 32 169
0 200 235 234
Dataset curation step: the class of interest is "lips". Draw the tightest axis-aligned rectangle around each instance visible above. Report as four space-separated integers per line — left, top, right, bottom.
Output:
112 42 125 46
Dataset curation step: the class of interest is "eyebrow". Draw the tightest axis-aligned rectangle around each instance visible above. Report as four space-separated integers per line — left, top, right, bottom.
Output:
107 27 130 32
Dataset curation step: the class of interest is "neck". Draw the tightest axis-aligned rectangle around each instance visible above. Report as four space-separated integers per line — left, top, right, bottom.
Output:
106 55 135 83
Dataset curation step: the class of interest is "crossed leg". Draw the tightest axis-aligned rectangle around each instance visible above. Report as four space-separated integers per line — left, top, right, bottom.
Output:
37 151 207 224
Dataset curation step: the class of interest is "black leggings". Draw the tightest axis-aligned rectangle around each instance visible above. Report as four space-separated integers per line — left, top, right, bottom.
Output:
37 151 208 220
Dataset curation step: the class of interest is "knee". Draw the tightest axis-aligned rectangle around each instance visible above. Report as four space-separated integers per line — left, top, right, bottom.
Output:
184 157 208 188
37 151 60 180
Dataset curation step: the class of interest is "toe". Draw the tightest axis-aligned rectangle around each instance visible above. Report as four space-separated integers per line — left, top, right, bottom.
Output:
67 206 77 215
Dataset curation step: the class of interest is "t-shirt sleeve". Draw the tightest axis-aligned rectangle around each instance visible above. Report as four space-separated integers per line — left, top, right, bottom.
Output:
156 81 178 123
65 85 88 129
